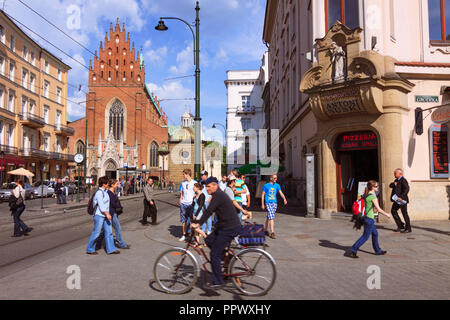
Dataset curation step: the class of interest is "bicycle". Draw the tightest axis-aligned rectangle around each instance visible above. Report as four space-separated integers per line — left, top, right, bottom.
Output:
153 230 276 296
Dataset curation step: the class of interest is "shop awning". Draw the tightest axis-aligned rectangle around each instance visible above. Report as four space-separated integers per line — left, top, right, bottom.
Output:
236 160 285 175
0 156 26 170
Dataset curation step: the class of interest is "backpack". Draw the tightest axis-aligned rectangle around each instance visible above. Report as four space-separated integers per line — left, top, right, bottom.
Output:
352 198 366 220
87 189 99 215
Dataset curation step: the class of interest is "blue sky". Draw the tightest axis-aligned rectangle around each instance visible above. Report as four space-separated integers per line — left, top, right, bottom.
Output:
5 0 267 130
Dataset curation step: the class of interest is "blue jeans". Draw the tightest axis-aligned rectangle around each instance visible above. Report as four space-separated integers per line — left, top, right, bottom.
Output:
201 216 212 234
57 193 66 204
351 217 382 254
13 205 28 236
112 213 127 248
205 226 241 285
86 215 117 254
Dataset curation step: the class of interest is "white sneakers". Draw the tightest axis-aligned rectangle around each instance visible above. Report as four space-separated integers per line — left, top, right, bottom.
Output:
179 235 186 242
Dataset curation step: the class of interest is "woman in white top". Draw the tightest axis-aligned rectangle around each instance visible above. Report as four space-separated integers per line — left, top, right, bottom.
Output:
11 180 32 237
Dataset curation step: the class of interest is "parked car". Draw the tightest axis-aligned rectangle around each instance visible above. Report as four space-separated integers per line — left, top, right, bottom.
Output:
32 181 55 198
0 183 35 201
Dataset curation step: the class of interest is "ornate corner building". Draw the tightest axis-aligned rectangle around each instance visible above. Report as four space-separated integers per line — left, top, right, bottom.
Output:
69 19 168 182
263 0 450 221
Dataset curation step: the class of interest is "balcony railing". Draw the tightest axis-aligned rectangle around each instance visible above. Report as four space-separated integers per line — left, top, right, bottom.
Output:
50 152 75 161
236 105 256 114
21 148 50 158
20 112 45 128
0 144 18 155
55 124 75 136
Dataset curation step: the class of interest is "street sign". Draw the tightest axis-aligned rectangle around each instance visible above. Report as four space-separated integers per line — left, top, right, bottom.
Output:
415 95 439 103
431 104 450 124
124 162 128 168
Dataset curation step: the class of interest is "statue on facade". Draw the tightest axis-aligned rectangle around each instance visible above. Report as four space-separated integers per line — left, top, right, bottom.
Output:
330 42 346 83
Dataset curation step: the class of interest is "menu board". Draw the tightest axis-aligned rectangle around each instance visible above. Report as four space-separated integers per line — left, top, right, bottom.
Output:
430 125 449 178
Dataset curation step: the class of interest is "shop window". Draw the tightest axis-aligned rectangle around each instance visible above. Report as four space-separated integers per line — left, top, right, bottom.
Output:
430 124 449 178
429 0 450 42
325 0 360 30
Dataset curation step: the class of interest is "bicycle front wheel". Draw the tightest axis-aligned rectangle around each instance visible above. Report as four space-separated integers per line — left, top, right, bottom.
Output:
228 248 276 296
153 248 199 294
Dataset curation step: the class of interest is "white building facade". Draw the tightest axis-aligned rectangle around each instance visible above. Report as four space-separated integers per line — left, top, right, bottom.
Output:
225 54 268 174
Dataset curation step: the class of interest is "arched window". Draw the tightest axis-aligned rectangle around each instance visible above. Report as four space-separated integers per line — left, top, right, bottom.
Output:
150 142 159 167
76 140 85 155
109 99 124 140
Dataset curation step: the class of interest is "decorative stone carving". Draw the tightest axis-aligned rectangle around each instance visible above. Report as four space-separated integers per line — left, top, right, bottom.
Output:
100 128 120 170
348 57 378 79
299 66 323 92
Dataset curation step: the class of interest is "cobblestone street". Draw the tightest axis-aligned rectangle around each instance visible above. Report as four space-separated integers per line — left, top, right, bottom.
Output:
1 192 449 300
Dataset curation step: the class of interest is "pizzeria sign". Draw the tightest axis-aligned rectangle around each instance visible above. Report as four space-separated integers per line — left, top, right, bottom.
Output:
337 131 378 151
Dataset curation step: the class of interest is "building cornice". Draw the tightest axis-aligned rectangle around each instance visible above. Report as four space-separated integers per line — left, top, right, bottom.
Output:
262 0 277 43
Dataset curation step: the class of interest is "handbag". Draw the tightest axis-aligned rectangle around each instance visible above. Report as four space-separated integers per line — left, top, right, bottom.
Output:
16 194 24 207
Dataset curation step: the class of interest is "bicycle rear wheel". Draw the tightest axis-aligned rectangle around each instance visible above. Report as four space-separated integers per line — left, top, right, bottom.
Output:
228 248 276 296
153 248 199 294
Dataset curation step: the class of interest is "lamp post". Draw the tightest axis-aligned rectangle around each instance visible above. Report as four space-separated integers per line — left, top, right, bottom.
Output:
155 1 201 181
158 142 170 187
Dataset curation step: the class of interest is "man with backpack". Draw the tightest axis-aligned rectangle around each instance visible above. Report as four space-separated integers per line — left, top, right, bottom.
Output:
86 176 120 255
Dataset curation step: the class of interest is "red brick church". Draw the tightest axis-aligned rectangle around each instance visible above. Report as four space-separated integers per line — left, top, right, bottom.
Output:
69 19 168 182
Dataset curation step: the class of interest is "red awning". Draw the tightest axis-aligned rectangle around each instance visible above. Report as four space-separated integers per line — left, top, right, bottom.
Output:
0 156 26 170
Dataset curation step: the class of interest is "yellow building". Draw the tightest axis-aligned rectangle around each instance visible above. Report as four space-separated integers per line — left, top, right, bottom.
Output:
0 10 73 184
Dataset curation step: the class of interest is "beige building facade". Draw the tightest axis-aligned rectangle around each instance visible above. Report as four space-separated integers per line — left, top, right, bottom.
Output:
0 10 72 184
264 0 450 221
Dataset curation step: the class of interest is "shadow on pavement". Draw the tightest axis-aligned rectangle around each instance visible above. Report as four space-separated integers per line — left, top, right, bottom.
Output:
168 225 183 239
378 225 450 237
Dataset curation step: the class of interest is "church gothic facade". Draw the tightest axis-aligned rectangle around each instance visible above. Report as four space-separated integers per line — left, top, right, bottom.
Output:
69 19 168 181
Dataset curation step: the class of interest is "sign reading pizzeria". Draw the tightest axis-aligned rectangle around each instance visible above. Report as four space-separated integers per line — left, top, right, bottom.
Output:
336 131 378 151
321 87 364 116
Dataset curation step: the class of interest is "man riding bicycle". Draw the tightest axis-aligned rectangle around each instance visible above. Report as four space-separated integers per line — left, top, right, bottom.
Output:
190 177 241 289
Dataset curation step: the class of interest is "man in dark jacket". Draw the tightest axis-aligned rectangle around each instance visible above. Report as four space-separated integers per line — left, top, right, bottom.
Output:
390 169 411 233
55 179 66 204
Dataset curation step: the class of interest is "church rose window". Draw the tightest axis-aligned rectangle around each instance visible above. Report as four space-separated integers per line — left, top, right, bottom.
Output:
109 99 124 140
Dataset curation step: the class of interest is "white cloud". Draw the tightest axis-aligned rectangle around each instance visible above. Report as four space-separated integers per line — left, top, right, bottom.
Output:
169 45 194 75
144 40 152 48
67 90 86 120
145 46 168 64
146 81 195 125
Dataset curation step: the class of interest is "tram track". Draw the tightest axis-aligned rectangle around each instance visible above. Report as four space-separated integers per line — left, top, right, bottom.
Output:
0 193 179 279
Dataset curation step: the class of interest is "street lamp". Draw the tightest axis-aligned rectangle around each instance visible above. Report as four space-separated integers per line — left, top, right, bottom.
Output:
158 142 170 186
155 1 201 181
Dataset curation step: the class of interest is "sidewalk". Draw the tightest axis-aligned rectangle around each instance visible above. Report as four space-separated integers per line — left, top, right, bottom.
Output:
0 195 449 299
